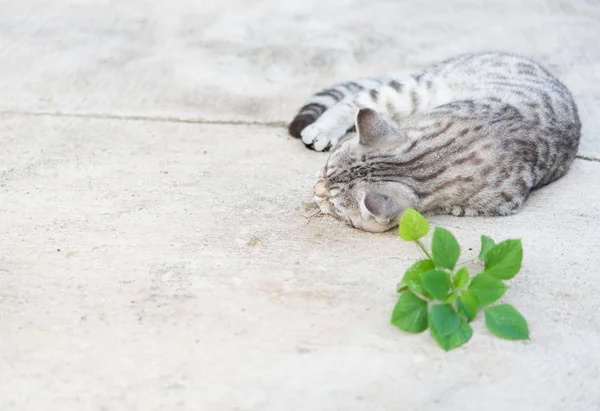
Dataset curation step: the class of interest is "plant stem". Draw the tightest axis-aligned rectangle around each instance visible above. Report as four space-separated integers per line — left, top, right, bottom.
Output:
415 240 432 260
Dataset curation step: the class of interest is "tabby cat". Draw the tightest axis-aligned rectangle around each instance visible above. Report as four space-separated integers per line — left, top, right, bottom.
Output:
288 52 581 232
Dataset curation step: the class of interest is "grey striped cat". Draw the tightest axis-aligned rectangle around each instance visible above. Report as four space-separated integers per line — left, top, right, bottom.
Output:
288 52 581 232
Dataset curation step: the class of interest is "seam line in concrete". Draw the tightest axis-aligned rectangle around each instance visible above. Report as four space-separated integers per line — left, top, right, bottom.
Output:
1 109 598 162
573 154 600 162
0 110 287 127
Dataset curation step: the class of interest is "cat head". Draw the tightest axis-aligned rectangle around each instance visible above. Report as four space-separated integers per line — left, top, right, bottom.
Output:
313 108 418 232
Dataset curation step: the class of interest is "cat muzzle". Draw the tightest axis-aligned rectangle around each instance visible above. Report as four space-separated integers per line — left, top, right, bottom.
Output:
313 179 330 198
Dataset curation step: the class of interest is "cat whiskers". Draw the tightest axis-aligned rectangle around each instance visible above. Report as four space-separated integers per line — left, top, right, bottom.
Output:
301 199 324 220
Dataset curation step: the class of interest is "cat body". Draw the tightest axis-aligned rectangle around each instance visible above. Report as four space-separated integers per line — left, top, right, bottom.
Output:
288 52 581 232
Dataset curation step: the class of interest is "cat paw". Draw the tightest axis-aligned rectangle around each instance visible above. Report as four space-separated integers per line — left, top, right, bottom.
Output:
301 123 349 151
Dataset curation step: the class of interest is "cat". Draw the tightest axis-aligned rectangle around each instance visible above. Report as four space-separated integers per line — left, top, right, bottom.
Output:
287 52 581 232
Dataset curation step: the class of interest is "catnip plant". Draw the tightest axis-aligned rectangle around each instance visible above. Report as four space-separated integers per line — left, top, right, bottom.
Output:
391 209 529 351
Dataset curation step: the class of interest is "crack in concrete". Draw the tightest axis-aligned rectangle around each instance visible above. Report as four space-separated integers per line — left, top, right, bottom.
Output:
1 109 598 162
573 154 600 162
0 109 287 127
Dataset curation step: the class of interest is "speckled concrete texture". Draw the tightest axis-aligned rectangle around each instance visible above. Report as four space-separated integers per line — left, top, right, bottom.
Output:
1 1 600 410
1 0 600 156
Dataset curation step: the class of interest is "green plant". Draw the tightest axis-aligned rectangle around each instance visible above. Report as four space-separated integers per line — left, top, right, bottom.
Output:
391 209 529 351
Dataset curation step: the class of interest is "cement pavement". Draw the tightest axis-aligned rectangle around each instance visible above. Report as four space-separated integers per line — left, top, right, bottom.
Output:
1 1 600 410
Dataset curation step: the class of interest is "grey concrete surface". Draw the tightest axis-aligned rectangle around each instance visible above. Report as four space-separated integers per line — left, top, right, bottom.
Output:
1 0 600 156
2 118 600 410
1 1 600 410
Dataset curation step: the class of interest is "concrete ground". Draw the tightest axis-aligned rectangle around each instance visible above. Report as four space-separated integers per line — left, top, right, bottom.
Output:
1 0 600 410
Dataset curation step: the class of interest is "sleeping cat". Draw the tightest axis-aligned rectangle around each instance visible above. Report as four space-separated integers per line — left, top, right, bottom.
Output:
288 52 581 232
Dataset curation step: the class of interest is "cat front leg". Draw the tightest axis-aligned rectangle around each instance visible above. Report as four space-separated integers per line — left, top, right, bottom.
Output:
301 79 425 151
300 98 363 151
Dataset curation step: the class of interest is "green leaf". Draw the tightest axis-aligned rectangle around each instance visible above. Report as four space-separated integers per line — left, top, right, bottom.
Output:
400 259 435 297
390 291 429 333
484 304 529 340
457 292 479 322
399 208 430 241
429 304 461 336
444 292 457 304
396 282 408 293
422 270 452 300
484 239 523 280
453 267 469 288
468 273 507 306
431 320 473 351
479 235 495 260
431 227 461 270
429 305 473 351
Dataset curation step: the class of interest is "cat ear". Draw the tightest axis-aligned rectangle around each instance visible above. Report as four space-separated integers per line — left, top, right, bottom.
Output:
356 108 403 147
362 190 401 225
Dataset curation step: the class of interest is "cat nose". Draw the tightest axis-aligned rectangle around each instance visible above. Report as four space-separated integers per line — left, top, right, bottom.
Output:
313 179 330 197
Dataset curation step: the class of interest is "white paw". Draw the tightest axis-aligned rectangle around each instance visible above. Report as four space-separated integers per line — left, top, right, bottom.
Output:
301 123 349 151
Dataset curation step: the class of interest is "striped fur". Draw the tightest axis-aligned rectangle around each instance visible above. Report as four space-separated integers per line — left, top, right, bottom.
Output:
303 52 581 232
288 77 385 141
